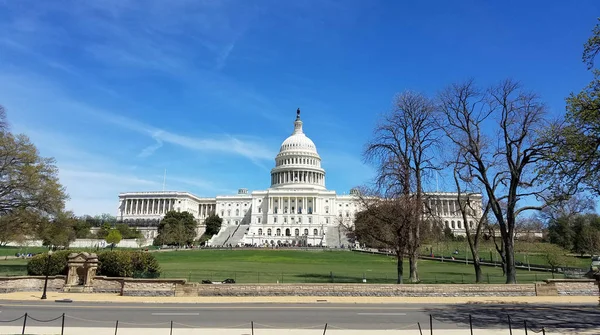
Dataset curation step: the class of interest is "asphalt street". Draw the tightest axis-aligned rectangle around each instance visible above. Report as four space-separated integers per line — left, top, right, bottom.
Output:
0 300 598 332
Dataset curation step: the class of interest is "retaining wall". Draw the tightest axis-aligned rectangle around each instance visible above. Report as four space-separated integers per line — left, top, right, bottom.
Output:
0 276 66 293
0 277 597 297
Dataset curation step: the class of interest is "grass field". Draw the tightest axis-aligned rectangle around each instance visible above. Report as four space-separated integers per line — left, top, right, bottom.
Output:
153 249 561 284
423 241 591 268
0 248 569 284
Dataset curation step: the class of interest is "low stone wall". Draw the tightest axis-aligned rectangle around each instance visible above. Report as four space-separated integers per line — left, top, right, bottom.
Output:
92 277 186 296
550 279 598 296
123 279 185 297
93 277 124 294
0 276 65 293
191 283 536 297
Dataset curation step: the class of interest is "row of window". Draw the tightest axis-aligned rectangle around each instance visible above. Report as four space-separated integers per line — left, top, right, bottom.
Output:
256 228 320 236
276 157 319 167
220 209 248 217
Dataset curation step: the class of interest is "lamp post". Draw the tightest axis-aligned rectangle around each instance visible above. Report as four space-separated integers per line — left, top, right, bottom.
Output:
41 249 53 300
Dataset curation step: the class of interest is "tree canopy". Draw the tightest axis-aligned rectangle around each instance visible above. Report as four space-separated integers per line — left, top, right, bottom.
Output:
155 211 197 246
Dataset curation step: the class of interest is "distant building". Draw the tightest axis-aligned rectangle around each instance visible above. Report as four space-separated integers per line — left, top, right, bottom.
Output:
117 110 483 246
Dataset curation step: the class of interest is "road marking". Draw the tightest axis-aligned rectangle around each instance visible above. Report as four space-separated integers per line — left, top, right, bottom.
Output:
152 312 200 316
357 313 407 316
0 304 430 310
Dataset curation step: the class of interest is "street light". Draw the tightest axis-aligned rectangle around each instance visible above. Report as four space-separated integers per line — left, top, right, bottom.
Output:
41 249 53 300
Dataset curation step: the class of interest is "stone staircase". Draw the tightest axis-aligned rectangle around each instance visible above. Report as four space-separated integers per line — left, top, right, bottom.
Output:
325 225 351 248
225 224 251 246
208 225 238 247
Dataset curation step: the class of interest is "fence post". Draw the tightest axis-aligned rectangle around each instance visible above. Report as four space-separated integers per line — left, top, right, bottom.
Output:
417 322 423 335
251 321 254 335
330 271 334 283
170 320 173 335
542 327 545 335
508 314 512 335
114 320 119 335
61 313 65 335
322 323 328 335
524 320 528 335
430 314 433 335
469 314 473 335
22 313 27 335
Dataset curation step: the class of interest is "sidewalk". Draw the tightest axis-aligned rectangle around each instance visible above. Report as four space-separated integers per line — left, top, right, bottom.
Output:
0 291 598 305
0 326 591 335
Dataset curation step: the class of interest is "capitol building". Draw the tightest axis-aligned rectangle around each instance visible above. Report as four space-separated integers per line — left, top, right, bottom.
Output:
117 109 481 247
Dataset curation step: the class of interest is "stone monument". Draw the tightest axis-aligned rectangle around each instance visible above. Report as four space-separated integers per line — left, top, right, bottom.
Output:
63 252 99 293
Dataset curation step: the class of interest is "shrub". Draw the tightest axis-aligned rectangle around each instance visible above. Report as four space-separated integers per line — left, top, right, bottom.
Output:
26 250 71 276
98 250 133 277
98 250 161 278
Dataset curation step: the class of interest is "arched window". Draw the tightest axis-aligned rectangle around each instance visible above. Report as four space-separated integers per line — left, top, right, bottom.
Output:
444 220 449 228
285 228 291 236
304 229 309 236
227 209 231 216
295 229 299 236
457 221 462 229
451 221 455 229
267 229 272 236
313 229 318 235
276 228 281 236
258 228 263 235
235 209 239 216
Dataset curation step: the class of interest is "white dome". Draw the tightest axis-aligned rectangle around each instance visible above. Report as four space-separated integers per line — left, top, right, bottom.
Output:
278 111 318 154
270 109 326 190
279 133 318 153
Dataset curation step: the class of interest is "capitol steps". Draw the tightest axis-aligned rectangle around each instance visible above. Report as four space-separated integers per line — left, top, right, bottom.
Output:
208 225 238 247
225 223 251 246
325 225 351 248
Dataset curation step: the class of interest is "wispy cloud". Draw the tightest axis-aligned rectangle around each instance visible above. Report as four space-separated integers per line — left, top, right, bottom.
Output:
85 107 275 161
138 134 164 158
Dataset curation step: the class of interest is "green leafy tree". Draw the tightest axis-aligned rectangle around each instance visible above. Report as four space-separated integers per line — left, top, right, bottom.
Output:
547 216 575 250
37 211 77 248
538 243 573 277
0 106 67 218
106 229 122 250
115 223 142 239
155 211 197 246
204 215 223 236
541 19 600 196
73 218 92 238
0 208 43 246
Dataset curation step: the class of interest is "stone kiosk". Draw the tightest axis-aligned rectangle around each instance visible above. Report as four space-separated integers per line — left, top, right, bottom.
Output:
63 252 98 293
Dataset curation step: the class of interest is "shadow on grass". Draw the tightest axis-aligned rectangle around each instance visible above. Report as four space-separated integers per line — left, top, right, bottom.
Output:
426 304 600 333
0 263 27 276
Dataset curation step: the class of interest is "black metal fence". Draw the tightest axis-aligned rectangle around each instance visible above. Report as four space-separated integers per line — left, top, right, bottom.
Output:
0 312 554 334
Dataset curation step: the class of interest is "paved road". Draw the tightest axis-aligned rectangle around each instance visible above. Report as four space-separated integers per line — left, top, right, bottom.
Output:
0 300 598 332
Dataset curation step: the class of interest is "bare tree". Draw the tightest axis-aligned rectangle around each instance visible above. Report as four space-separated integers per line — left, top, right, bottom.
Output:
451 150 491 283
351 187 418 284
364 91 440 282
438 79 550 284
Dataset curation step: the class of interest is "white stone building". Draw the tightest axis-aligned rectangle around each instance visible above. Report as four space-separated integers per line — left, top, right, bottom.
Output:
117 109 482 246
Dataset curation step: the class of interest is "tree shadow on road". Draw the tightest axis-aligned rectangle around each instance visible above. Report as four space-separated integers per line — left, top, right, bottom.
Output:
425 303 600 334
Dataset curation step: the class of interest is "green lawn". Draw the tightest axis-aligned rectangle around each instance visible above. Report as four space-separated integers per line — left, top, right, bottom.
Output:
1 249 567 283
423 241 591 268
0 246 49 257
153 249 561 284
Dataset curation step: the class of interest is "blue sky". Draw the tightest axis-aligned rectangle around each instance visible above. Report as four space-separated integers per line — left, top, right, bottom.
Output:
0 0 598 216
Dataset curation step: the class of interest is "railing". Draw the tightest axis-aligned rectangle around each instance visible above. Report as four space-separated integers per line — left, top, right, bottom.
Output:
0 312 556 334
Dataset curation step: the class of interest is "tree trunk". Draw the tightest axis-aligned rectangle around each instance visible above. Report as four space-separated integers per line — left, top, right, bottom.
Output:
471 250 482 283
409 252 419 282
504 237 517 284
397 254 404 284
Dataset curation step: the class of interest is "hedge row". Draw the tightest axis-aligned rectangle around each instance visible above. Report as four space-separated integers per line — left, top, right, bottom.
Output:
27 250 161 278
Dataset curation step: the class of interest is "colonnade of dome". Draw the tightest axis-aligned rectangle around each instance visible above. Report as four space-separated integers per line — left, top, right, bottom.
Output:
270 109 326 189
